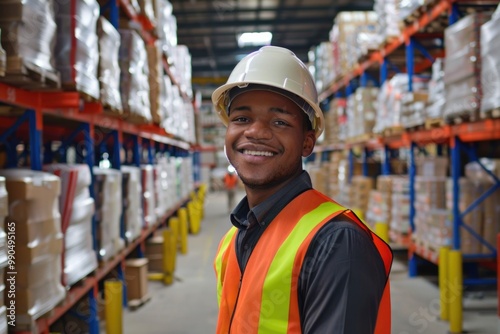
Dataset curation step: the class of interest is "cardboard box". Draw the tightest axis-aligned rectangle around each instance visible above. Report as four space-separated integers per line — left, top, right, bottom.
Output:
146 254 163 273
13 254 61 287
16 234 63 264
10 218 61 245
0 170 60 200
145 236 163 256
125 258 149 301
7 278 65 314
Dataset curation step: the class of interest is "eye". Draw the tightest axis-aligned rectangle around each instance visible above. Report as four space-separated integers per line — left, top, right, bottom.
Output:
273 119 289 127
229 115 249 123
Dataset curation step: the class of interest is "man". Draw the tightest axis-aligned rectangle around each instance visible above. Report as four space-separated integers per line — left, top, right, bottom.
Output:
212 46 393 333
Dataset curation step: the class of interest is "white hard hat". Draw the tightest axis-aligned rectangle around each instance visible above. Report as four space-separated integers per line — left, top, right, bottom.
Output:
211 46 324 137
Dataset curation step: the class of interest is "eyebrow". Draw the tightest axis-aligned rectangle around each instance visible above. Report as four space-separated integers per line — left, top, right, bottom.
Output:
231 105 293 116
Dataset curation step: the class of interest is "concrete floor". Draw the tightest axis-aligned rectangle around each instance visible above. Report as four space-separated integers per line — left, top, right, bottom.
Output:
122 190 498 334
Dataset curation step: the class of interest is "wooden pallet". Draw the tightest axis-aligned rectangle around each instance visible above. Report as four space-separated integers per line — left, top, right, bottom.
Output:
424 117 445 129
382 126 405 137
346 133 373 144
445 111 479 125
128 294 152 311
405 123 425 132
61 83 100 103
480 108 500 119
12 298 64 332
0 56 61 90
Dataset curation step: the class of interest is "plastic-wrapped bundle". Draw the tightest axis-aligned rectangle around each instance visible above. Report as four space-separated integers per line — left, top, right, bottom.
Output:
0 169 65 327
480 7 500 116
121 166 143 243
97 16 122 113
141 165 157 227
43 163 98 287
54 0 100 99
119 29 151 124
0 0 58 77
93 167 124 261
147 41 165 124
443 12 492 121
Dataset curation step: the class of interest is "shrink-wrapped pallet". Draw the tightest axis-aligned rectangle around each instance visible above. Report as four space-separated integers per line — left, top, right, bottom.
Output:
96 17 122 113
119 29 151 124
0 170 65 328
147 41 165 124
443 12 492 121
426 58 446 120
54 0 100 99
480 7 500 116
121 166 143 243
0 0 59 86
93 168 124 261
141 165 157 227
390 176 410 235
346 87 378 139
43 164 98 286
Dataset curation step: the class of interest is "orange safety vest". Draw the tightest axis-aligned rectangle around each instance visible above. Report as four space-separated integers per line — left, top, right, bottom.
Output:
224 173 238 189
214 189 392 334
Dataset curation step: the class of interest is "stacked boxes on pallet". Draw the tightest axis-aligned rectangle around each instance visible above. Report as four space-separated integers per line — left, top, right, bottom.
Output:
413 157 448 249
328 12 379 81
43 164 98 287
425 58 446 121
400 89 429 129
54 0 100 99
373 0 403 44
443 12 492 122
147 41 165 125
154 159 172 220
155 0 177 61
375 74 429 134
93 168 125 261
390 176 411 235
96 16 123 113
0 178 7 334
326 151 347 200
119 29 152 124
480 6 500 117
0 0 59 86
366 175 393 230
323 99 346 146
121 166 143 243
309 42 336 93
141 165 157 228
0 170 65 331
346 87 378 139
350 176 374 218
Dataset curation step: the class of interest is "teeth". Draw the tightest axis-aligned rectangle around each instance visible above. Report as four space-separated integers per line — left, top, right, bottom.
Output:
243 150 274 157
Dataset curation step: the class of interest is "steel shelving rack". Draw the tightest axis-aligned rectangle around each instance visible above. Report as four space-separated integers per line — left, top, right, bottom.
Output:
314 0 499 331
0 0 200 332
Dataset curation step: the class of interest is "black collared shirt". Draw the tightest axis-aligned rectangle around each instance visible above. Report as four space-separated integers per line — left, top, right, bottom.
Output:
229 171 387 333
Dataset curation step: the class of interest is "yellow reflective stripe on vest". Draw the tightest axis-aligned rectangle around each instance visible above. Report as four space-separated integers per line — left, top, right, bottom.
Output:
215 226 238 305
258 201 346 333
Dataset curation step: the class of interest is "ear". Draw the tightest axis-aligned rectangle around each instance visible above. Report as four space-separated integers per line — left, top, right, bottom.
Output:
302 131 316 157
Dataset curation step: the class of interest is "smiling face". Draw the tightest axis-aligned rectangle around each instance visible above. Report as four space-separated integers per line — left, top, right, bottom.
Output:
225 89 316 206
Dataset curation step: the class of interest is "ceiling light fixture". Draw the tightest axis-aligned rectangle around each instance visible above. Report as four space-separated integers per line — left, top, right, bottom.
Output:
237 32 272 48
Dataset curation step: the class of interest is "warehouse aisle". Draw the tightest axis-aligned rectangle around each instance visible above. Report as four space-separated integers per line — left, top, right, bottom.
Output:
122 190 497 334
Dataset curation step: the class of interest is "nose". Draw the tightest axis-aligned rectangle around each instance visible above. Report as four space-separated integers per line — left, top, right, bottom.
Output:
244 119 273 140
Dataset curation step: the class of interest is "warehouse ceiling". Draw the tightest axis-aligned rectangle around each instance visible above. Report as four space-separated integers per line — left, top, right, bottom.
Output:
170 0 375 92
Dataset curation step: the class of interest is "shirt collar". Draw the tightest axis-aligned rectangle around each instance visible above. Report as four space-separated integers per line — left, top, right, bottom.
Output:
230 171 313 229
